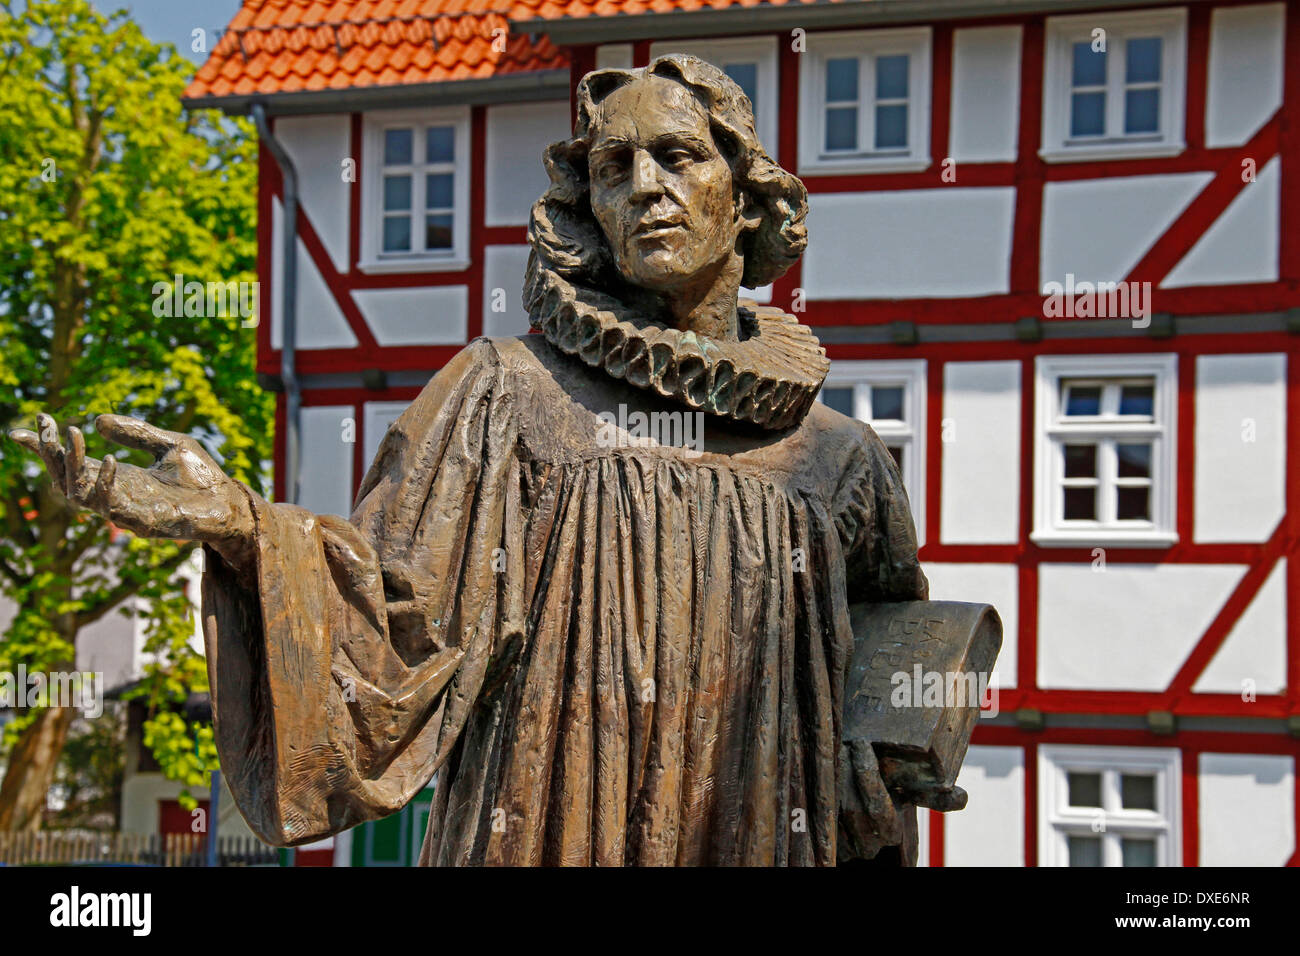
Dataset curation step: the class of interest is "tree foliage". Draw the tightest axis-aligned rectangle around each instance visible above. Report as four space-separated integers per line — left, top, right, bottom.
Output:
0 0 269 826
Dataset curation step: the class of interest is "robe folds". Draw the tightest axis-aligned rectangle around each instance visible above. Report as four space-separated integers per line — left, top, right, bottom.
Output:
202 334 928 866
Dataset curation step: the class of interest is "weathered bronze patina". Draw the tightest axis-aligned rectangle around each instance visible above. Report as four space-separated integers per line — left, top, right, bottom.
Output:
14 55 1000 866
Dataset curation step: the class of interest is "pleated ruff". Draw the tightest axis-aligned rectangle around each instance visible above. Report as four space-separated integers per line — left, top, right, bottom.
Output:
422 452 853 867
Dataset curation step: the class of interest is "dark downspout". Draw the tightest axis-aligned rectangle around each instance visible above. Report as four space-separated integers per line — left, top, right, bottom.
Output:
250 103 301 506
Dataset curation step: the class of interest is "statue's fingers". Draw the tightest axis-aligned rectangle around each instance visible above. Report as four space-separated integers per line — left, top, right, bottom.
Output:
95 414 177 459
849 739 903 845
92 453 117 510
35 414 68 491
65 426 88 501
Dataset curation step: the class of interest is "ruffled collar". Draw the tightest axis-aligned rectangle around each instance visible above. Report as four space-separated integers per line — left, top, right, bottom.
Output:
529 273 829 430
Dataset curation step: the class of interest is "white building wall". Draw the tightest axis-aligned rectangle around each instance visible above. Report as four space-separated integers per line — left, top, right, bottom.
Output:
351 285 468 346
1205 3 1286 147
949 26 1021 163
275 114 352 272
485 101 571 226
945 745 1025 866
940 361 1020 544
1193 353 1287 542
1198 753 1295 865
803 189 1015 298
298 405 355 518
923 562 1018 689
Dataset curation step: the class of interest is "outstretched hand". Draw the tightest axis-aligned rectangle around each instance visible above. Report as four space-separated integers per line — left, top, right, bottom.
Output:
10 413 255 547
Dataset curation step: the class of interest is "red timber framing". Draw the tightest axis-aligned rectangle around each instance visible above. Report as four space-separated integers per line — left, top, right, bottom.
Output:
253 0 1300 864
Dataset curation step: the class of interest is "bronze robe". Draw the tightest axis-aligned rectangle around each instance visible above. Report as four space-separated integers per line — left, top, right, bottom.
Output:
202 334 928 866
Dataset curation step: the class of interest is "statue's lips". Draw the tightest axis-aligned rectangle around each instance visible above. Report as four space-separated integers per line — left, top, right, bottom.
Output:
633 217 687 240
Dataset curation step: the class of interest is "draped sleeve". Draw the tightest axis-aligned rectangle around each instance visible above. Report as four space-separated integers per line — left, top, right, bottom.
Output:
201 338 522 847
832 422 929 604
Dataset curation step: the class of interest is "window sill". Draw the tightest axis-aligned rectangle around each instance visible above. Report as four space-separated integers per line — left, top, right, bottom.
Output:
1030 529 1179 549
799 156 932 176
1039 141 1185 164
358 256 471 275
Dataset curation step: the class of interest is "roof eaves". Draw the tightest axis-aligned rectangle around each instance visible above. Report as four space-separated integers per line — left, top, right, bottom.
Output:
530 0 1211 44
181 67 571 116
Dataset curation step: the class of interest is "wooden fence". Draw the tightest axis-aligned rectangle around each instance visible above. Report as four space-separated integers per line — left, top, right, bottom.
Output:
0 831 279 866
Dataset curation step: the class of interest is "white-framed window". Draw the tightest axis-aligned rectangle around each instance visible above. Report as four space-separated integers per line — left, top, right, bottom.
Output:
1042 8 1187 162
1033 354 1177 547
798 27 932 175
1038 745 1181 867
649 36 778 154
361 107 470 273
819 360 927 545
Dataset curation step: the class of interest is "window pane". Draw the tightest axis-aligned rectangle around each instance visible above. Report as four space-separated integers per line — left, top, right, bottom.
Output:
1119 384 1154 416
724 62 758 112
425 213 454 250
1121 837 1156 867
875 104 908 149
1117 443 1151 479
1068 771 1103 807
1064 385 1102 416
427 125 455 163
1125 88 1160 134
382 215 411 253
1064 443 1097 479
1068 835 1103 867
1126 37 1161 84
826 57 858 102
825 107 858 151
871 386 905 421
887 445 904 471
1064 487 1097 520
1121 774 1157 811
383 174 412 212
1117 486 1150 521
384 128 413 166
1072 42 1107 86
1071 92 1106 137
425 173 454 210
821 387 854 417
876 54 909 99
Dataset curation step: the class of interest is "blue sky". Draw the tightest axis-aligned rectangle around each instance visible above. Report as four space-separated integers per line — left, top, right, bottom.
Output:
90 0 243 63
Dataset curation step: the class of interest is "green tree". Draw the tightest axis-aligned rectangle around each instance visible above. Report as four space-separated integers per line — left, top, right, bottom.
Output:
0 0 269 830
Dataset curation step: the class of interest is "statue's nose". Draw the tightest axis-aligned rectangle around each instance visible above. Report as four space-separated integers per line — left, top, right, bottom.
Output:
628 149 664 202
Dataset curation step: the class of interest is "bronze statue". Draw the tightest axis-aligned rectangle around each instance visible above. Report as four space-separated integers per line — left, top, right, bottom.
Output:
12 55 999 866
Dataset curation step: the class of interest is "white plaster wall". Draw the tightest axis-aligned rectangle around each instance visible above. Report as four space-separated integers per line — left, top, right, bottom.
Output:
949 26 1021 163
363 400 412 475
922 563 1018 689
485 101 571 226
121 772 258 840
595 43 633 70
298 405 355 518
1164 157 1280 287
351 285 468 346
803 189 1015 299
483 244 532 338
945 745 1025 866
1037 563 1245 690
1040 174 1212 288
271 198 358 350
1194 559 1287 695
1205 3 1286 147
1193 353 1286 543
1198 752 1295 866
275 114 352 272
940 361 1020 544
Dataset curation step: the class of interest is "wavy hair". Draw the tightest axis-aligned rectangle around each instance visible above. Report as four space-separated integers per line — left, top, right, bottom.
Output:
524 54 808 328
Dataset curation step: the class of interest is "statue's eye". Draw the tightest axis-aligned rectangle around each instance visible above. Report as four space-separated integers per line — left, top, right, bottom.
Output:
595 158 628 184
660 147 694 169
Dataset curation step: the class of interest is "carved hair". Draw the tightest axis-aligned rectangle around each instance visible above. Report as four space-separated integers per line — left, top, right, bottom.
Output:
524 54 809 328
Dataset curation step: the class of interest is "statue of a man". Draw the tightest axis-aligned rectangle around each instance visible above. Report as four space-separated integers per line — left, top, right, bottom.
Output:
14 56 973 866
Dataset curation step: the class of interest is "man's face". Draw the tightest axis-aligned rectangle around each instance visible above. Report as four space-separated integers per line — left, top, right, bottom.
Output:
587 76 740 294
